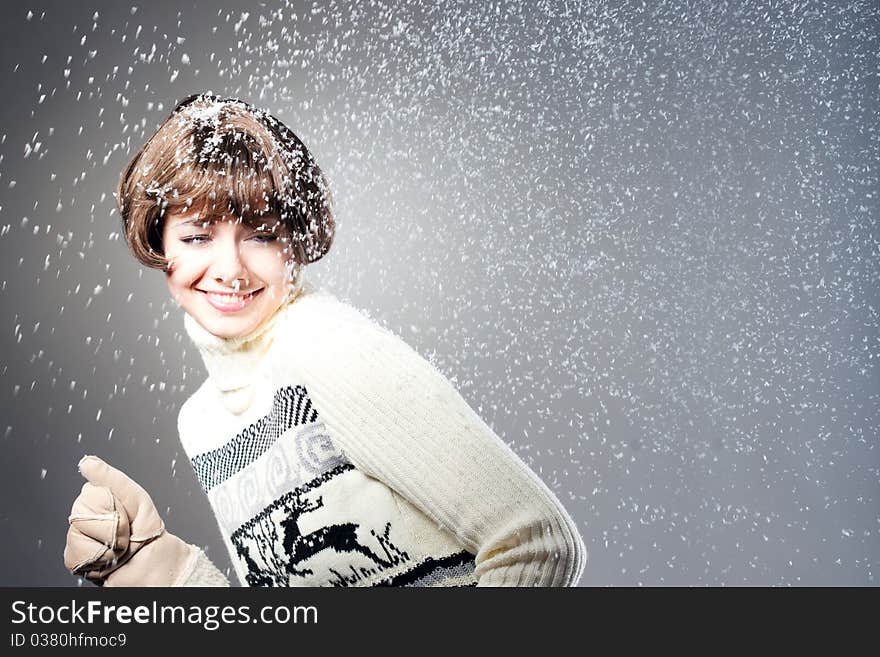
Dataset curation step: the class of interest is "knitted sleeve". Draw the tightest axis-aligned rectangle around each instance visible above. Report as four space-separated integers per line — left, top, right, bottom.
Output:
297 309 588 587
178 547 231 587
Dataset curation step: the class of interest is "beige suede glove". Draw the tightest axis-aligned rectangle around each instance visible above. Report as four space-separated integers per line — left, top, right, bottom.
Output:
63 455 199 587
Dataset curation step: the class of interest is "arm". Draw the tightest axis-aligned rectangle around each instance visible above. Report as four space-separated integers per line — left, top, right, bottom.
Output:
298 310 587 587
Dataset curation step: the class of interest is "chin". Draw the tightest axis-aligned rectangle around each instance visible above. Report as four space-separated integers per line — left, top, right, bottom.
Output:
216 320 259 339
207 326 240 339
190 313 252 339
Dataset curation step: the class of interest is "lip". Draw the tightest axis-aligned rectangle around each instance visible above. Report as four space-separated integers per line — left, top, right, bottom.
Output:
198 288 263 312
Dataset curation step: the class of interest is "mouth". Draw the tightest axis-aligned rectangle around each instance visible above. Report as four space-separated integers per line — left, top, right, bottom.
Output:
198 288 264 312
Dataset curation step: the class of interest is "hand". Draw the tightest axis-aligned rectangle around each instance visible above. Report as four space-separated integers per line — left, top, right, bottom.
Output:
63 455 198 586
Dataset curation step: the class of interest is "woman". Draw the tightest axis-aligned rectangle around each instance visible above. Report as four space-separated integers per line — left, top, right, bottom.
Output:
63 94 587 587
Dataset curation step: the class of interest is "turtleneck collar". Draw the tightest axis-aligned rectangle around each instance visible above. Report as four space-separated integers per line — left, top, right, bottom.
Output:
183 277 317 413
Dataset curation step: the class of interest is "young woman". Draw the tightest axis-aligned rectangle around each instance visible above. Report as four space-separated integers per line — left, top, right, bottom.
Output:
63 93 587 587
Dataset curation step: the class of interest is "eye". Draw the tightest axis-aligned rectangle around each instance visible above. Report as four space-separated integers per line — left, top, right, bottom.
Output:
180 235 210 244
250 232 277 243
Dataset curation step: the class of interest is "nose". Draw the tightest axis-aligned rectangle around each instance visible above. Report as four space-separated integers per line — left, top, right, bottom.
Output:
210 232 249 290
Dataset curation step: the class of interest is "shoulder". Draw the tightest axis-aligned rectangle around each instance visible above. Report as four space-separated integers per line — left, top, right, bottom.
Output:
276 285 452 393
285 285 383 333
279 285 414 359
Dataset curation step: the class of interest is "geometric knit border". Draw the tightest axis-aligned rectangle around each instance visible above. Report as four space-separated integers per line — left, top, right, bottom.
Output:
373 550 479 587
191 385 319 492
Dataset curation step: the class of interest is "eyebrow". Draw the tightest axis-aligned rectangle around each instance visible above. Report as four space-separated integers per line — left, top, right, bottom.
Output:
171 216 281 231
173 216 218 229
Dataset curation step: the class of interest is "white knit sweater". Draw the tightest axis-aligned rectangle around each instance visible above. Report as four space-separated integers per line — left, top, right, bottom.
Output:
175 278 587 587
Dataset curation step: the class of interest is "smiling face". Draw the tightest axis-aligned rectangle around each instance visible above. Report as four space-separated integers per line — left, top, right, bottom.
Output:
161 205 297 339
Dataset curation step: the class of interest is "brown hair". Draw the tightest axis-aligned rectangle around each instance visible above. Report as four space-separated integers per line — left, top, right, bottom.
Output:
117 93 335 271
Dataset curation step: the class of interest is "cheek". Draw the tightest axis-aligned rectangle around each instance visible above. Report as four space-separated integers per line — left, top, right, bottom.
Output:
165 270 190 304
253 249 294 285
164 256 204 292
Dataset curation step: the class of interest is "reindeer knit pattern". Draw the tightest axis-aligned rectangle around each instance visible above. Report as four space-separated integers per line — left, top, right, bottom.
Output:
176 278 587 587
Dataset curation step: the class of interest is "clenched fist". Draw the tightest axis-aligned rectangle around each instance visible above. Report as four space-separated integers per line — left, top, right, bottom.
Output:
63 455 198 586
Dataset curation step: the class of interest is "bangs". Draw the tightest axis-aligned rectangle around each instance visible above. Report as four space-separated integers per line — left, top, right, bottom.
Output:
158 113 284 229
161 161 283 231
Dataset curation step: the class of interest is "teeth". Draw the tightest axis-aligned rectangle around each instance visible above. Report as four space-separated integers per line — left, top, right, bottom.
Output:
206 291 254 305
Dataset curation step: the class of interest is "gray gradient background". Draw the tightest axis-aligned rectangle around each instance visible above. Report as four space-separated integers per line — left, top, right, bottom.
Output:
0 0 877 586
